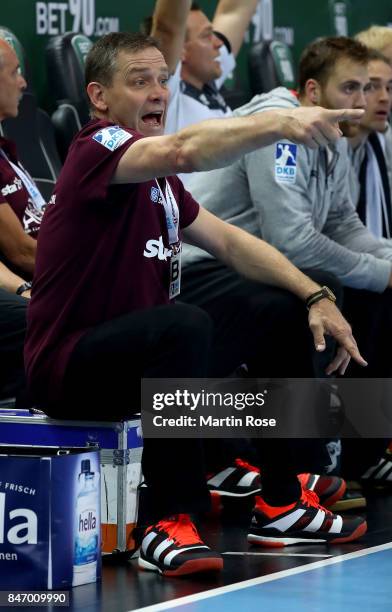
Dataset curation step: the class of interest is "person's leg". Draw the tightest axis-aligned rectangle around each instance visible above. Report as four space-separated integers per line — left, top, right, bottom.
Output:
341 287 392 484
182 262 336 501
0 288 28 400
44 303 214 521
182 260 308 495
182 260 316 378
343 286 392 377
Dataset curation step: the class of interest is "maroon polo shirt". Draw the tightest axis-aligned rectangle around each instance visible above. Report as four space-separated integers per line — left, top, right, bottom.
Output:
25 119 199 403
0 137 42 238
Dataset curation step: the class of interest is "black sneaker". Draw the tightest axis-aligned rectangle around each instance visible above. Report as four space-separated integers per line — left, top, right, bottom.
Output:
248 488 367 547
138 514 223 576
298 473 346 508
361 446 392 488
329 489 367 512
207 458 261 497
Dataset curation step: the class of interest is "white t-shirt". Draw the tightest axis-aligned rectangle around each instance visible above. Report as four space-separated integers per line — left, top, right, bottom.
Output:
166 44 235 187
166 45 235 134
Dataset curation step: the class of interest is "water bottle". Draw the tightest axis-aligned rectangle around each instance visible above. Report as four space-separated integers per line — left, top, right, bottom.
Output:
72 459 100 586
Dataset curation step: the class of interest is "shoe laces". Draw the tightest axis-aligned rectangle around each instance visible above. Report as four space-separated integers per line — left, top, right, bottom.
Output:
155 514 204 546
235 457 260 473
297 473 311 487
301 488 332 515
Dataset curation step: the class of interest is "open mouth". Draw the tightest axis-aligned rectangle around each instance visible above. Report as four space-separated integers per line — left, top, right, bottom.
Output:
141 111 163 127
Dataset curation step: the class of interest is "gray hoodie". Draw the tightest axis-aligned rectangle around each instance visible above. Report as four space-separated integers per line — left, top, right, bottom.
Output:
183 87 392 292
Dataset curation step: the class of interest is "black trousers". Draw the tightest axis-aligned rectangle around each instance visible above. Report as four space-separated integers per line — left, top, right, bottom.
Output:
181 260 344 378
340 287 392 473
40 260 339 520
181 261 344 500
43 304 214 521
343 286 392 377
0 288 28 400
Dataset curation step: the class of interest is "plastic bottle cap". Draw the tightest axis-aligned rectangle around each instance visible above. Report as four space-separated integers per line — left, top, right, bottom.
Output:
81 459 91 473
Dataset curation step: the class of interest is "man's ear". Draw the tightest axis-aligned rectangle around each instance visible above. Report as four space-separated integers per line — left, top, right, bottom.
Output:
181 37 190 65
86 82 108 112
304 79 321 105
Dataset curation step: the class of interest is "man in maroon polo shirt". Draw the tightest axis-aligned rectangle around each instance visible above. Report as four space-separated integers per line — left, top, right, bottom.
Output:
25 33 368 576
0 38 40 404
0 39 45 279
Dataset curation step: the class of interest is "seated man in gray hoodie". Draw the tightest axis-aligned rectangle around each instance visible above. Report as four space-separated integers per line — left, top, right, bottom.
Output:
151 0 354 501
183 36 392 382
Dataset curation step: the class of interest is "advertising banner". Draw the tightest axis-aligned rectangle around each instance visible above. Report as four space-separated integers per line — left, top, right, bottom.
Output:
0 447 101 590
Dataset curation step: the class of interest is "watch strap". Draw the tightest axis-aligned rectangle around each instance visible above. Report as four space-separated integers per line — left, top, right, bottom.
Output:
16 281 32 296
305 286 336 310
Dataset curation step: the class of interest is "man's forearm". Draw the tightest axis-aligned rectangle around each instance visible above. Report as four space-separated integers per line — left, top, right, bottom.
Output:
116 107 361 183
213 0 259 57
174 106 356 174
0 260 29 294
151 0 192 74
7 241 36 278
174 111 284 172
118 110 285 182
223 225 320 300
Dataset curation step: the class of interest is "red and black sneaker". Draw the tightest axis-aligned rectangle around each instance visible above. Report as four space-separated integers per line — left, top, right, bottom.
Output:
361 445 392 488
138 514 223 576
207 458 261 497
248 488 367 547
298 473 346 508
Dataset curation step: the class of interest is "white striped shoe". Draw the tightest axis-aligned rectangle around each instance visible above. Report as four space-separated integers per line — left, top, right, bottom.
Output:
207 458 261 497
138 514 223 576
362 446 392 487
247 488 367 547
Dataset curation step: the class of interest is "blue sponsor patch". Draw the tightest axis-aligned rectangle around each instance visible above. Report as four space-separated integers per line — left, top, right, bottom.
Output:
92 126 132 151
150 186 160 203
275 142 297 184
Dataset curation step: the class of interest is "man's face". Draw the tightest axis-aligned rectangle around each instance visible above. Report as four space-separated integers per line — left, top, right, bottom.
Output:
99 47 169 137
360 59 392 134
318 57 369 137
0 42 26 121
181 10 223 88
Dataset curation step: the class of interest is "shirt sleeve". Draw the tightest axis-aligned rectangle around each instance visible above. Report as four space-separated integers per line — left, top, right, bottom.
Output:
68 125 142 204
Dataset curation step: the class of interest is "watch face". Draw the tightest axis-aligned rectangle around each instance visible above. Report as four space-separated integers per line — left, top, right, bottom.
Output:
322 286 336 301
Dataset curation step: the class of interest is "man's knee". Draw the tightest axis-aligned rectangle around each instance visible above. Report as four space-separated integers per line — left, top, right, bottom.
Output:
170 302 213 345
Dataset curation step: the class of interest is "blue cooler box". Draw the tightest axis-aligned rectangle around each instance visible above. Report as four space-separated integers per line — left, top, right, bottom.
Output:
0 409 143 555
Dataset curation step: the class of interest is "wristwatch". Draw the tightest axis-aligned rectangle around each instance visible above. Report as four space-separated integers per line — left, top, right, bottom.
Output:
305 286 336 310
16 281 32 296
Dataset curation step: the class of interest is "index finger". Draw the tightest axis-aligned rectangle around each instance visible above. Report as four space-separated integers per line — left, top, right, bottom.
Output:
338 334 368 367
327 108 365 123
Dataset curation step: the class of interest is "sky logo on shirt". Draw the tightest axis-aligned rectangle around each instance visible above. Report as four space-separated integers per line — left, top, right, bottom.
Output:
144 235 173 261
275 142 297 184
1 177 22 196
93 126 132 151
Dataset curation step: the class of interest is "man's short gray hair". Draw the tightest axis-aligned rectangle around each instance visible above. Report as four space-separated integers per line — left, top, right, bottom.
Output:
85 31 160 88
